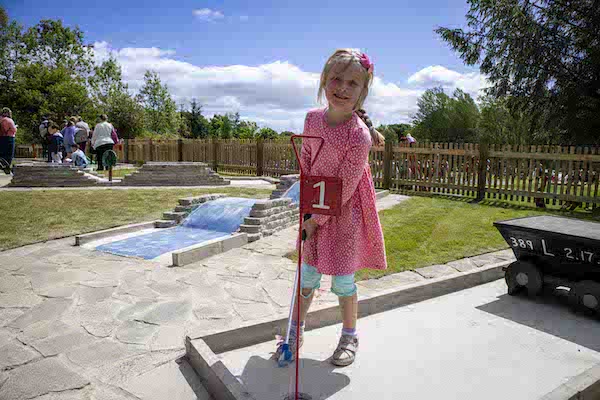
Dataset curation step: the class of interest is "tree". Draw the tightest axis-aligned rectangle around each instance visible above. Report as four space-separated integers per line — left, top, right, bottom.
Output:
280 131 295 137
88 55 126 106
412 87 480 142
478 95 552 145
135 70 179 135
237 120 259 139
0 7 24 95
21 19 93 77
186 99 209 139
257 127 278 139
10 64 91 143
436 0 600 145
104 89 145 139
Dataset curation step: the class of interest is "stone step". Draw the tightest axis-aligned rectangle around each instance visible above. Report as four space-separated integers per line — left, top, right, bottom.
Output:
174 205 199 213
163 211 188 222
178 194 226 206
246 233 262 243
239 224 261 234
154 220 177 228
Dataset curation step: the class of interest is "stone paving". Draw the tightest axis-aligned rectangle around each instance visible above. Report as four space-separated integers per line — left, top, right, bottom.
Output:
0 194 516 399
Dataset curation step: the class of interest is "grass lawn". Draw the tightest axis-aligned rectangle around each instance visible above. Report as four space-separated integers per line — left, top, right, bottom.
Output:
0 187 272 251
288 195 595 281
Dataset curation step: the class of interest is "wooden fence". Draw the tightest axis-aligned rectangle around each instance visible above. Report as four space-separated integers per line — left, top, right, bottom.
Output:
16 139 599 208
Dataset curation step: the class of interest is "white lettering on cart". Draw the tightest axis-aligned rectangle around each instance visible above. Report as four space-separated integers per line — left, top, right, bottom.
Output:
541 239 555 257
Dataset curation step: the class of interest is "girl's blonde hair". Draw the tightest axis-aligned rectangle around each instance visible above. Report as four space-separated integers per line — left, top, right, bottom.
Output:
317 48 374 111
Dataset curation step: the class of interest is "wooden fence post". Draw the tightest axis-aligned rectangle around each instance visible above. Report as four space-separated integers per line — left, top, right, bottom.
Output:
124 138 129 164
256 138 264 177
148 139 154 162
383 141 393 190
178 138 183 162
212 138 219 172
476 142 489 202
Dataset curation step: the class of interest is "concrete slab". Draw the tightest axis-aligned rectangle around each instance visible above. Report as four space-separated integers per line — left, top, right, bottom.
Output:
0 357 90 400
122 358 213 400
0 339 42 369
217 280 600 400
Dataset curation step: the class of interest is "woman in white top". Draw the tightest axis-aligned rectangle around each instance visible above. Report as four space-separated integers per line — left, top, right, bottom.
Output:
91 114 115 170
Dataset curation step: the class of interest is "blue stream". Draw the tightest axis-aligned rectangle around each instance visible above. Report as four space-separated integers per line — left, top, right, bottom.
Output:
282 181 300 204
95 197 257 260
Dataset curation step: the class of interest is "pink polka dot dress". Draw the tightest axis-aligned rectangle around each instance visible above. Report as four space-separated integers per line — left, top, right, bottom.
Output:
300 108 387 276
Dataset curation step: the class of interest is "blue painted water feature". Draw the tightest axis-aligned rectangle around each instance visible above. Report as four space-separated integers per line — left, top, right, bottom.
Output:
95 197 257 259
282 181 300 204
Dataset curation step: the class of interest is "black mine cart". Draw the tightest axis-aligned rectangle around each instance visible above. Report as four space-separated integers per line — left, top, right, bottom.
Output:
494 216 600 314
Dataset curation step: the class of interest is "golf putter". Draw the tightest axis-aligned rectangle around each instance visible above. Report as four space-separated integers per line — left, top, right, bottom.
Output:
278 213 312 368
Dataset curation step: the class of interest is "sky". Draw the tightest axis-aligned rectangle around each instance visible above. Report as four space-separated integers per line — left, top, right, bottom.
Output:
5 0 488 132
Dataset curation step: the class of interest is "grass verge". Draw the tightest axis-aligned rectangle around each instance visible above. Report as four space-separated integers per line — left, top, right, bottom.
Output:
287 196 595 281
0 187 271 251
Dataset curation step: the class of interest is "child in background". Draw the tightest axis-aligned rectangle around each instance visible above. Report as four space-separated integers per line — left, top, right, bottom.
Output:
272 49 387 367
70 143 89 168
48 122 64 163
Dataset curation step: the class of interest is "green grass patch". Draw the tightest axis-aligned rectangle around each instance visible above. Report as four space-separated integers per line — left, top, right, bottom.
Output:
0 187 271 251
287 196 595 281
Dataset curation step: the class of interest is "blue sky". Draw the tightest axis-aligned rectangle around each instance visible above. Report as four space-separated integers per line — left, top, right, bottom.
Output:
5 0 487 131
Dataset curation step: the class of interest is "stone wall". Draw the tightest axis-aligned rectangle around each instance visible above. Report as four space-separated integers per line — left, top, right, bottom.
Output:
239 197 299 242
269 174 299 199
119 162 230 186
9 164 100 187
154 194 227 228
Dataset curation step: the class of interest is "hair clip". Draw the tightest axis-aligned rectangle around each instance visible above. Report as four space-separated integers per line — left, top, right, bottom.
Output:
359 53 374 74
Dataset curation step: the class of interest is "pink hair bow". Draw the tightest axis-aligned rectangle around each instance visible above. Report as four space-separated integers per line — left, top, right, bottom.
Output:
359 52 374 74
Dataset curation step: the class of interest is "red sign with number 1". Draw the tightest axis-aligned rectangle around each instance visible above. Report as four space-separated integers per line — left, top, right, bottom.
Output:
300 176 343 216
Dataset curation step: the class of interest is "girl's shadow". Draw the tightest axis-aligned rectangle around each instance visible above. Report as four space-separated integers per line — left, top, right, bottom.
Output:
236 356 351 400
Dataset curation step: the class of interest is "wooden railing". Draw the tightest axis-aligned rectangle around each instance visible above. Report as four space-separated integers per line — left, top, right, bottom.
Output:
16 139 599 208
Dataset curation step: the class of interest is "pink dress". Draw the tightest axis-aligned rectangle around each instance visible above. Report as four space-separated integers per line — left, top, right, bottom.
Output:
300 108 387 276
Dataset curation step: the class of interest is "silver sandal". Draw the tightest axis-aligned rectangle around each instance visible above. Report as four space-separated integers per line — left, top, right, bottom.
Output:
331 335 358 366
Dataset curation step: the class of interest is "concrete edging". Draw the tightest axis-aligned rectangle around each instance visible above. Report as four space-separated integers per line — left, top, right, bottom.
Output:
171 233 248 267
74 221 158 246
185 260 510 400
540 363 600 400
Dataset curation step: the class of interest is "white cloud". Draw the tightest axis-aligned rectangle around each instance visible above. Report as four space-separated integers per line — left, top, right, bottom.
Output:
91 42 487 131
408 65 489 99
192 8 225 22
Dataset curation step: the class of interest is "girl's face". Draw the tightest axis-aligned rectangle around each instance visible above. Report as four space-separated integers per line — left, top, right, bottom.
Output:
324 62 366 114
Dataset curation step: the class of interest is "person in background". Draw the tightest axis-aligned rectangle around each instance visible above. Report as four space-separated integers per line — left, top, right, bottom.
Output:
47 121 64 163
75 116 90 153
39 115 51 162
70 143 89 168
0 107 17 174
91 114 115 171
61 117 78 160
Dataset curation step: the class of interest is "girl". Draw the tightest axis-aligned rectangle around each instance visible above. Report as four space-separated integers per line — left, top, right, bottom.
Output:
273 49 387 367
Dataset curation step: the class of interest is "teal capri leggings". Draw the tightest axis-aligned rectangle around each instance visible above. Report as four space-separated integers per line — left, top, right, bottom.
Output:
300 262 357 298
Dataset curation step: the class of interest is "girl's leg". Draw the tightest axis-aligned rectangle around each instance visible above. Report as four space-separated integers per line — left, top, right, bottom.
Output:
339 293 358 330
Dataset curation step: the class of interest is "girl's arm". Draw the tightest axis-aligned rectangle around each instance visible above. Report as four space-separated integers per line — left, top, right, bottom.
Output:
311 132 371 227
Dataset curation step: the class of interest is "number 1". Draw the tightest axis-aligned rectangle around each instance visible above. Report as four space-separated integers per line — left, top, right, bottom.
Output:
313 181 331 210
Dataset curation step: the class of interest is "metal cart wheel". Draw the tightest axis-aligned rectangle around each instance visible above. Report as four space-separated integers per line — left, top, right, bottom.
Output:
569 281 600 315
505 261 543 297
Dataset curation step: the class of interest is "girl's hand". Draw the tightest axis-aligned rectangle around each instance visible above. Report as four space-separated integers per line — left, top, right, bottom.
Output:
303 218 318 240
